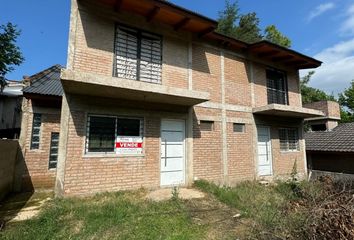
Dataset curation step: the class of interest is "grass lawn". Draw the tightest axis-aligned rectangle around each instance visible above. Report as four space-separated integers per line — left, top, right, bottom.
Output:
1 179 350 240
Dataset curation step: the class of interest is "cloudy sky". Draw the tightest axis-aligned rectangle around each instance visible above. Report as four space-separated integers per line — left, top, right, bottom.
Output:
2 0 354 95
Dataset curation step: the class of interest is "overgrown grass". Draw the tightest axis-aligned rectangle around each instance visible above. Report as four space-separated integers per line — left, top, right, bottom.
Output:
0 190 206 240
194 179 324 239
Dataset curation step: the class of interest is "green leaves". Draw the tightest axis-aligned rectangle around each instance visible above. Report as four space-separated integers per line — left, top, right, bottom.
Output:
216 0 291 47
0 22 24 77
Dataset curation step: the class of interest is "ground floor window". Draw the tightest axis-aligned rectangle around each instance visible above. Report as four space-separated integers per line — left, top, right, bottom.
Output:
30 113 42 149
279 128 299 151
49 132 59 169
86 115 143 154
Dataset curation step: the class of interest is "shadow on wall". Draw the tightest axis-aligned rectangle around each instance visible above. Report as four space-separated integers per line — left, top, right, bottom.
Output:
0 140 34 223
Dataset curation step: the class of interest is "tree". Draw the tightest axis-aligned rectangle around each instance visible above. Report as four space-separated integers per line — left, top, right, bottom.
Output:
0 22 24 78
216 0 239 37
264 25 291 48
234 12 262 43
300 71 335 104
339 80 354 123
216 0 291 47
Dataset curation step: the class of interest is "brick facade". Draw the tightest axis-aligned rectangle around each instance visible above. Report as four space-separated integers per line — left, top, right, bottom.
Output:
20 0 315 195
21 99 61 190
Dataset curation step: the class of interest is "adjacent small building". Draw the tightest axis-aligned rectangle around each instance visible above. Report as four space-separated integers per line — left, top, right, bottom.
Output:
0 80 24 139
305 100 354 174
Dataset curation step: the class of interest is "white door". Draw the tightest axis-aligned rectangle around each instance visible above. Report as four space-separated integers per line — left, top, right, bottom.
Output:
257 126 273 176
160 120 185 186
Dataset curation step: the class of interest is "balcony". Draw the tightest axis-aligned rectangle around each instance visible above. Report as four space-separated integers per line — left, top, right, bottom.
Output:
253 104 325 119
60 69 210 106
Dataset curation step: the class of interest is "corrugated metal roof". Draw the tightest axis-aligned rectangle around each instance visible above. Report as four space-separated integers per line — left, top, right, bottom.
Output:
305 123 354 153
23 64 63 97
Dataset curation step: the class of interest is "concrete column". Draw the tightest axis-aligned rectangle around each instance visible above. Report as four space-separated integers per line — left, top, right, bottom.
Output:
300 121 308 179
220 51 228 185
66 0 79 70
250 61 258 180
186 107 194 186
55 93 70 197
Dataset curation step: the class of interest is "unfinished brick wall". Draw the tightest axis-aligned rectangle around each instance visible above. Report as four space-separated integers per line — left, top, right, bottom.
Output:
304 101 340 119
224 53 251 106
193 107 223 183
21 99 61 190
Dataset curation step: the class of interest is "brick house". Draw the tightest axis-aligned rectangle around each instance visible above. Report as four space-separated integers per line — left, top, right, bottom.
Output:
20 65 63 191
20 0 325 196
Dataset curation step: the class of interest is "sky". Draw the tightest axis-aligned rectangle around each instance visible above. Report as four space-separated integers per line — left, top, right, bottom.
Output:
1 0 354 95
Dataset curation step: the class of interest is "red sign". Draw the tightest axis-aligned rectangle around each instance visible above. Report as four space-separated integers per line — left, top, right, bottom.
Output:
116 142 143 148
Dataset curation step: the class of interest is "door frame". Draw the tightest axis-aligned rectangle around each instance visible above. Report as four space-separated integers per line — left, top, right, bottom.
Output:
256 125 273 176
160 119 186 187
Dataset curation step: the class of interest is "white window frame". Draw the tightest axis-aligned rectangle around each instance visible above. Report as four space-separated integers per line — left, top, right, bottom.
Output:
85 114 144 155
279 128 300 152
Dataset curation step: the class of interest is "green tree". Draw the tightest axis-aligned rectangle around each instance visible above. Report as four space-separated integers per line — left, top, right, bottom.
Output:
339 80 354 123
216 0 291 47
264 25 291 48
0 22 24 77
216 0 239 37
300 71 335 104
234 12 262 43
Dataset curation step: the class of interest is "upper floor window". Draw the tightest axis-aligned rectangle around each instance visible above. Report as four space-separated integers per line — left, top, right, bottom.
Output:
266 69 288 105
114 25 162 84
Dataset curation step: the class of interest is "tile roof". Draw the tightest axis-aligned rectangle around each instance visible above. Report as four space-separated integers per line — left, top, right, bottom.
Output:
23 65 63 97
305 123 354 153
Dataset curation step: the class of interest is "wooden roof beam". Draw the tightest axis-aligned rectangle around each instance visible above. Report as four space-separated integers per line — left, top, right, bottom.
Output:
114 0 123 12
272 55 294 62
174 17 191 31
146 6 160 22
198 26 215 38
258 50 280 58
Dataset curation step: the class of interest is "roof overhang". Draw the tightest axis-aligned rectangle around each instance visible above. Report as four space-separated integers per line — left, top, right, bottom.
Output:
61 70 210 106
248 41 322 69
253 104 325 118
87 0 218 35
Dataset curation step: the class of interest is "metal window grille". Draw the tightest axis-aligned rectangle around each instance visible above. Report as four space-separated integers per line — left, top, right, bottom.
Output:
279 128 299 151
266 69 287 105
115 25 162 84
86 115 144 153
30 113 42 149
200 121 214 131
48 132 59 169
233 123 245 133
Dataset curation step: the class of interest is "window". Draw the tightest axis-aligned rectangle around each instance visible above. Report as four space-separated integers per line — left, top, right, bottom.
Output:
86 115 143 153
233 123 245 133
279 128 299 151
266 69 288 105
200 121 214 131
49 132 59 169
30 113 42 149
114 25 162 84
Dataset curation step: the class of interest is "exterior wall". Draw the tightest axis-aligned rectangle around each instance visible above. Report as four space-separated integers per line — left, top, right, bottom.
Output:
60 94 189 196
0 140 20 201
308 152 354 174
56 0 308 196
253 62 301 108
21 99 61 190
255 116 306 179
304 101 340 119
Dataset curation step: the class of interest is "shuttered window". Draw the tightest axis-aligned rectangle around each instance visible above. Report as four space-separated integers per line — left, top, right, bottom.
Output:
48 132 59 169
266 69 288 105
31 113 42 149
114 25 162 84
279 128 299 151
